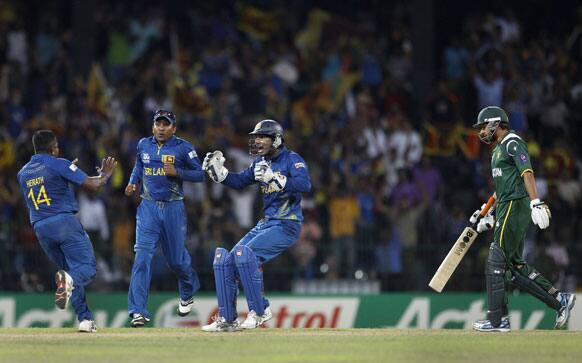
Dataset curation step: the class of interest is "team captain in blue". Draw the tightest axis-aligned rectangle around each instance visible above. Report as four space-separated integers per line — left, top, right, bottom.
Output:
201 119 311 332
125 109 204 327
17 129 117 333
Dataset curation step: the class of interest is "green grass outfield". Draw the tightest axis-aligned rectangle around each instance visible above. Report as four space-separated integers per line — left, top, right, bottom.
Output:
1 328 582 363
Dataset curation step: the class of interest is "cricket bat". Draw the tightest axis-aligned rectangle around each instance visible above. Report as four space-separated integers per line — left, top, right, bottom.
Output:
428 196 495 293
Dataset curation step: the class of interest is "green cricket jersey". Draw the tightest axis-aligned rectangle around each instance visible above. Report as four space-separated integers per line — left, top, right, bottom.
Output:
491 131 533 203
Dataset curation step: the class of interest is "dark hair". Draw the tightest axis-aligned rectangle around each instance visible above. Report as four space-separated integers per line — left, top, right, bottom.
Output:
32 130 57 154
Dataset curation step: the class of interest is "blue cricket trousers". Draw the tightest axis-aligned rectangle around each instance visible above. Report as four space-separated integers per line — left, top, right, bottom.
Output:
34 213 96 322
128 199 200 318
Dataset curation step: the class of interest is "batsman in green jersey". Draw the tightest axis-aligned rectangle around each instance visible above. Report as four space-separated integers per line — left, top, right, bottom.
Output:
470 106 575 332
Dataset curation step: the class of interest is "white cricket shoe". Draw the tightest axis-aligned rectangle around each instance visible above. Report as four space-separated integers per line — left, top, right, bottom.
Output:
78 320 97 333
201 316 241 332
241 307 273 329
555 292 576 329
55 270 74 310
177 297 194 317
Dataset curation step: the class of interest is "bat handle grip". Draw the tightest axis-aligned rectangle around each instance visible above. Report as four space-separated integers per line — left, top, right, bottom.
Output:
470 196 496 229
480 196 495 217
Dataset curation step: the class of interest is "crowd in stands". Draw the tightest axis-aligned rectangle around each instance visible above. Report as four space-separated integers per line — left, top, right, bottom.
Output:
0 1 580 293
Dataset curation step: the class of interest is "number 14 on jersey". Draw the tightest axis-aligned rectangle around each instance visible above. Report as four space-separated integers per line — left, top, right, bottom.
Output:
27 186 52 210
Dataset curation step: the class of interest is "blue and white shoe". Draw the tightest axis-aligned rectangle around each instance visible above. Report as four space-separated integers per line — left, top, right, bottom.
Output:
472 315 509 329
473 317 510 332
555 292 576 329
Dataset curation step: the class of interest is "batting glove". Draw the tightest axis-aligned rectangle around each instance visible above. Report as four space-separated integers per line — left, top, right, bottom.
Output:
469 204 485 224
469 203 495 224
530 199 551 229
203 151 228 183
476 214 495 233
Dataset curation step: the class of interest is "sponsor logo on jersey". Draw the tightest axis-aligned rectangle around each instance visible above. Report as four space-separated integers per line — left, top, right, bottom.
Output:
188 150 197 159
142 153 150 164
492 168 503 178
519 154 528 164
69 164 78 172
162 155 175 164
294 162 305 169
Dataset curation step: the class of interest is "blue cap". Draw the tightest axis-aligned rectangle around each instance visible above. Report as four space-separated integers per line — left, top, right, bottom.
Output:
153 109 176 125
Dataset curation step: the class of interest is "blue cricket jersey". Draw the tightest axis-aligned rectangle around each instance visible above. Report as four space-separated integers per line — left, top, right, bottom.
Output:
17 154 88 225
223 147 311 221
129 135 204 201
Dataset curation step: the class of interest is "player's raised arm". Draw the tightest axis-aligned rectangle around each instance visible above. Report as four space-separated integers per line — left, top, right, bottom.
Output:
202 150 255 189
53 155 115 191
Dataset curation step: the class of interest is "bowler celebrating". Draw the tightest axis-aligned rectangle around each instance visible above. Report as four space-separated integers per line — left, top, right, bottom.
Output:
17 130 116 333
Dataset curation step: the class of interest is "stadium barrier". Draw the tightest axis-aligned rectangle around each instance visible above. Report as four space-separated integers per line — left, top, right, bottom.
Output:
1 293 580 330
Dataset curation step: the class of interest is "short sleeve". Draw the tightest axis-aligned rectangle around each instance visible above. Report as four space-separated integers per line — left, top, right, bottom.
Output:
506 139 533 176
53 158 88 185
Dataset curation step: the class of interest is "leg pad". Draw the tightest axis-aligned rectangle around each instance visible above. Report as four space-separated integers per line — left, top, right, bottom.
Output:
213 248 237 322
234 245 265 316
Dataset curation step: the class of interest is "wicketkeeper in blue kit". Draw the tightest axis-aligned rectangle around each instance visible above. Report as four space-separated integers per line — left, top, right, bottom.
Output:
201 119 311 332
125 110 204 327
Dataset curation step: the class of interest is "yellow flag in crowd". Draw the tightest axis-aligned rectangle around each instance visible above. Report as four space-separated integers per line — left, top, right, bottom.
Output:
295 9 331 54
87 64 110 117
237 3 280 41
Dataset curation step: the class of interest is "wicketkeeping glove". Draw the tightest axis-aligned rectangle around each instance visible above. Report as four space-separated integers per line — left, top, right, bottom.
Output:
254 160 287 191
530 198 551 229
203 151 228 183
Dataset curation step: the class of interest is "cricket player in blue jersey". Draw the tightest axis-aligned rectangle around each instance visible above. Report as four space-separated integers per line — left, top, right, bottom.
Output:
17 130 117 333
125 109 204 327
201 119 311 332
